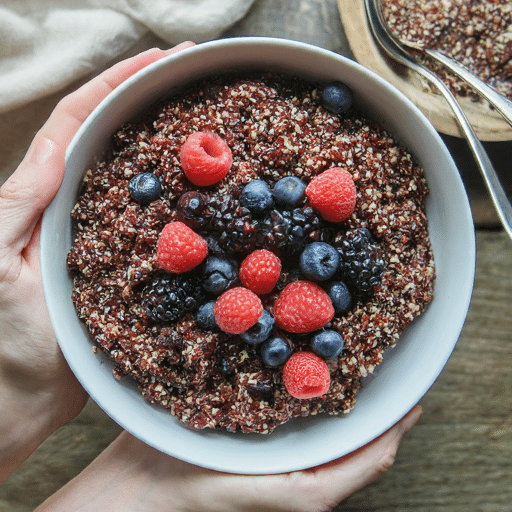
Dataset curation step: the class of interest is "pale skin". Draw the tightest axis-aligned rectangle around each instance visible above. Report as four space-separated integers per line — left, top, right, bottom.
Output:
0 42 423 511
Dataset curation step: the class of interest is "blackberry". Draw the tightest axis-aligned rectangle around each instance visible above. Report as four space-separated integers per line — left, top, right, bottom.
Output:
282 207 322 253
206 194 258 254
333 228 386 292
256 210 289 253
258 206 321 254
144 273 204 323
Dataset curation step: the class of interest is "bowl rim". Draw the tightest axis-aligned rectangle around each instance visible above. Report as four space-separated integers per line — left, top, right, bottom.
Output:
41 36 476 474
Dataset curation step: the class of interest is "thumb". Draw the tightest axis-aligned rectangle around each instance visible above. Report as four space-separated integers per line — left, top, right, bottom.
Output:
0 132 64 262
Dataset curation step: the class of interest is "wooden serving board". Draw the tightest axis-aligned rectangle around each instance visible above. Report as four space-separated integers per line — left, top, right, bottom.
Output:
338 0 512 141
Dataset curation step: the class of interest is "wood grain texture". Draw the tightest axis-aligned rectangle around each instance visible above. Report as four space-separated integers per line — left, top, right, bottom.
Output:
338 0 512 142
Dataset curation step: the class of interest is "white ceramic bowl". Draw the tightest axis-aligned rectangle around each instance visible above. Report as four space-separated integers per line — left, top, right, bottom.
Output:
41 37 475 474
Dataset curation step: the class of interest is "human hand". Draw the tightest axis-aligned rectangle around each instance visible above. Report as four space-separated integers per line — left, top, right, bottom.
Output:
0 42 195 483
36 406 422 512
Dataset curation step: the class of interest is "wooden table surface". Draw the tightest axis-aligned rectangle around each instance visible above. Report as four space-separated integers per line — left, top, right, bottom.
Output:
1 1 512 511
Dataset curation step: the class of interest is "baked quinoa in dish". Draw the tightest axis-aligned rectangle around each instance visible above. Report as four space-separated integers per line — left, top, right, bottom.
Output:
382 0 512 102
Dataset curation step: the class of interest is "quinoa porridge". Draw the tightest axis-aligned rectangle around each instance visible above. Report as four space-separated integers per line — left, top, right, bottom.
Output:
67 72 435 434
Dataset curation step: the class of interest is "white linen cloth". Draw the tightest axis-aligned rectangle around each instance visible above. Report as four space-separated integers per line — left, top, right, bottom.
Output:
0 0 255 113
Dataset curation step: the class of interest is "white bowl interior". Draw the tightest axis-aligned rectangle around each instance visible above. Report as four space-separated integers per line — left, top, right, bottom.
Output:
41 37 475 474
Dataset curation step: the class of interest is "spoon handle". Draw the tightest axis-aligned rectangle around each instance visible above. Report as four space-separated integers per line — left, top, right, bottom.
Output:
425 48 512 130
429 67 512 239
366 0 512 238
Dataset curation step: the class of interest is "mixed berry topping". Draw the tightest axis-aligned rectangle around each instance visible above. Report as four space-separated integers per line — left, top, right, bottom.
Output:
156 221 208 273
127 83 388 400
214 287 263 334
321 81 353 114
68 72 435 432
283 351 331 399
274 280 335 334
128 172 162 205
305 167 356 223
239 249 281 295
180 131 233 186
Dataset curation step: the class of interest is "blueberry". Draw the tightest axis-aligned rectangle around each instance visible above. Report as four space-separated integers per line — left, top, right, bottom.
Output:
299 242 340 281
321 81 353 114
177 191 208 230
272 176 306 208
128 172 162 205
325 281 351 314
311 330 344 359
239 310 274 345
196 301 218 331
260 336 292 367
202 255 238 295
240 180 274 215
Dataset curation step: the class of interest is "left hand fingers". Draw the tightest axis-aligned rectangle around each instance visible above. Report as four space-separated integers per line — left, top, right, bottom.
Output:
0 43 195 266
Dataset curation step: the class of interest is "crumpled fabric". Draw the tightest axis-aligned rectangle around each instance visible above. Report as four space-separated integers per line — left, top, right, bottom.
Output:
0 0 255 113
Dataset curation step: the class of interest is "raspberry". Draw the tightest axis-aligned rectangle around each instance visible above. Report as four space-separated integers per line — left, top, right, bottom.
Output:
239 249 282 295
274 280 334 333
305 167 356 223
180 131 232 186
157 221 208 273
214 287 263 334
283 351 330 399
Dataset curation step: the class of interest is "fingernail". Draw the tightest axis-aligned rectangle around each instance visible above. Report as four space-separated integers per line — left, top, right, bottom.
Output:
32 136 55 166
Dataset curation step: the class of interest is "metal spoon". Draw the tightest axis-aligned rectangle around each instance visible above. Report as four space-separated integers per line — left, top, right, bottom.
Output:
364 0 512 239
376 0 512 129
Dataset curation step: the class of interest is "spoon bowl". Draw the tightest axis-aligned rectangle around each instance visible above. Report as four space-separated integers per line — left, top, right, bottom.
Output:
376 0 512 128
365 0 512 239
